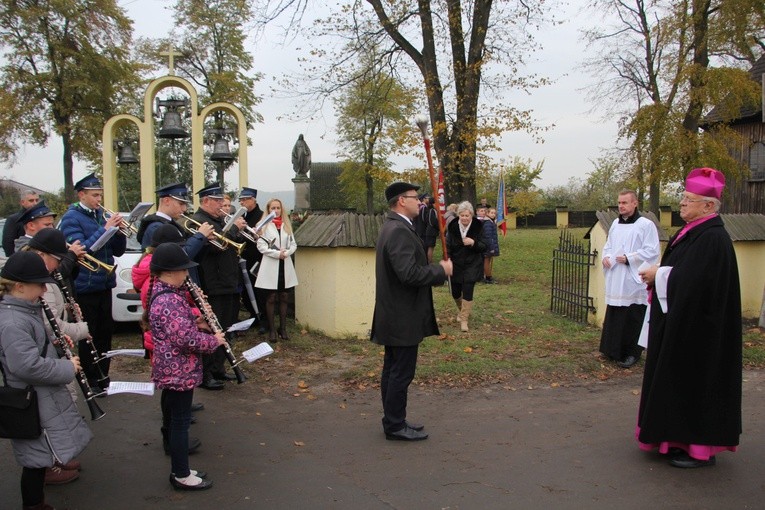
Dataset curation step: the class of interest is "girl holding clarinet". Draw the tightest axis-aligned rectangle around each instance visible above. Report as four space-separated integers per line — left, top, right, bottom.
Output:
0 251 92 510
145 243 225 491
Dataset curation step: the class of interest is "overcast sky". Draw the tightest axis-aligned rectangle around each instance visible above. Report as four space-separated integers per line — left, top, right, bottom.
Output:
0 0 618 195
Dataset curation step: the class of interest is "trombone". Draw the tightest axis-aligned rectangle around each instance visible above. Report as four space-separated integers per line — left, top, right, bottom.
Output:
102 206 139 237
179 215 245 255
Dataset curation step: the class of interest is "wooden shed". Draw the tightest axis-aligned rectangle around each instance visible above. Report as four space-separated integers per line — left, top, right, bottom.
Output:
293 212 384 338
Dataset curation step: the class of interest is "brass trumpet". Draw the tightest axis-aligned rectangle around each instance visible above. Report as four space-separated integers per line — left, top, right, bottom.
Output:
79 253 116 275
179 215 245 255
64 243 115 275
102 206 139 237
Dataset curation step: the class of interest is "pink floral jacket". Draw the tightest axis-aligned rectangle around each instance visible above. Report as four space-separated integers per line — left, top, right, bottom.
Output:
149 279 219 391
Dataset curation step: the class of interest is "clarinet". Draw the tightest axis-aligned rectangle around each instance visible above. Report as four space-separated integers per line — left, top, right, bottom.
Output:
184 277 247 384
39 298 106 421
51 270 109 382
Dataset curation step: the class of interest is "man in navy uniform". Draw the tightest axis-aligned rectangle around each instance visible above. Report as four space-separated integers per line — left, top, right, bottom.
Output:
59 173 126 393
192 183 247 389
237 187 265 325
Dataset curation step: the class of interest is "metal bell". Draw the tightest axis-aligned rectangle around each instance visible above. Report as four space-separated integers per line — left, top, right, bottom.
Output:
210 135 235 162
117 144 139 165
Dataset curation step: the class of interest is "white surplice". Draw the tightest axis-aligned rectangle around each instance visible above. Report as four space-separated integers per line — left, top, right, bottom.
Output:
602 216 660 307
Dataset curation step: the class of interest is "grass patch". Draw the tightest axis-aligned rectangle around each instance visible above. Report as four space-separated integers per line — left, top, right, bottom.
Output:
112 227 765 388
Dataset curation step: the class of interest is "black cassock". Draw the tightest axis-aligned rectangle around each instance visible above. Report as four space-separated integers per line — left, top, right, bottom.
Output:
638 215 742 447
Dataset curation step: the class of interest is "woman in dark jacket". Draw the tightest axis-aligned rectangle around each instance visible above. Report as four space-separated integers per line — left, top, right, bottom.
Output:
446 201 487 332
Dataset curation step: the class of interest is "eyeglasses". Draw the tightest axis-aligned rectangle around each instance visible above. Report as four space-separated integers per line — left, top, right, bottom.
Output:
679 196 711 204
400 195 419 200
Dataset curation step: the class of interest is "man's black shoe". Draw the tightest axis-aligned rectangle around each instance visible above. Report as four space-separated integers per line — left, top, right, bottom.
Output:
200 379 225 390
212 372 237 382
190 402 205 412
405 421 425 431
385 425 428 441
669 453 716 469
618 355 640 368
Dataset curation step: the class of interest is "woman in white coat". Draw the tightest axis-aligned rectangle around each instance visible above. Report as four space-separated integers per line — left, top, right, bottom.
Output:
255 198 298 341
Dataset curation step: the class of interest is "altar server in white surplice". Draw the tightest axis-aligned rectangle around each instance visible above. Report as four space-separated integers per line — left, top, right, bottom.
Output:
599 190 660 368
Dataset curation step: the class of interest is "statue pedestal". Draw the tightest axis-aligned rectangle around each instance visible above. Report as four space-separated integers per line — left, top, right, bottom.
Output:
292 176 310 211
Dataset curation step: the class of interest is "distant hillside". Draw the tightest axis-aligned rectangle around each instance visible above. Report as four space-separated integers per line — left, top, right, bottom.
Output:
258 190 294 211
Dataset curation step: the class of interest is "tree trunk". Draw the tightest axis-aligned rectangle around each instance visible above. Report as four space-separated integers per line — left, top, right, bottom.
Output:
62 132 75 203
680 0 711 162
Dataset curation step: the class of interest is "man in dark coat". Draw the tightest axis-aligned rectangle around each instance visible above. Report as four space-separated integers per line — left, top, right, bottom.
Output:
192 183 248 390
237 187 264 324
371 182 452 441
2 189 39 256
638 167 742 469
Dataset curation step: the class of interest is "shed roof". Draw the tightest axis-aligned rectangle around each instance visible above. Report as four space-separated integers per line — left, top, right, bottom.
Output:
585 210 669 241
719 213 765 241
294 212 384 248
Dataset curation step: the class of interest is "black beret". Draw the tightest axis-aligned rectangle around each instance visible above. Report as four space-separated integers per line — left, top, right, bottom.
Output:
385 182 420 203
150 224 186 248
1 251 55 283
28 228 69 259
150 243 198 272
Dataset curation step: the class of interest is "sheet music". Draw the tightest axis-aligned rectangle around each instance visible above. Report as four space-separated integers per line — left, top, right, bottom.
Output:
254 211 276 232
222 206 247 233
227 318 256 333
107 381 155 396
127 202 154 224
242 342 274 363
89 226 119 253
105 348 145 358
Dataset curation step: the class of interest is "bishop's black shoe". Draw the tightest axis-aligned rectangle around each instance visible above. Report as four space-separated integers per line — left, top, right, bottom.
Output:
669 452 716 469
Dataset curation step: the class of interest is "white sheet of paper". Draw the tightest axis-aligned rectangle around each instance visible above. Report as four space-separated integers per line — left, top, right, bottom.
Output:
107 381 155 396
227 317 256 333
105 348 145 358
89 226 119 253
127 202 154 224
242 342 274 363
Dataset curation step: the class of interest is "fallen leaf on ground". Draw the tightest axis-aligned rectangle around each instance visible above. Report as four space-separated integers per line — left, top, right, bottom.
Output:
463 346 473 353
298 380 309 389
293 441 305 447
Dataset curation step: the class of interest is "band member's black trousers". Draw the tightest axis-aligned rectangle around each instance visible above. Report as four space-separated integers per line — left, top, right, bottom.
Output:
202 293 239 380
76 290 113 389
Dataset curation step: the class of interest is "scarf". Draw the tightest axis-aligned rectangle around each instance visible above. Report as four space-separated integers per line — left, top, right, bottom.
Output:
272 216 283 229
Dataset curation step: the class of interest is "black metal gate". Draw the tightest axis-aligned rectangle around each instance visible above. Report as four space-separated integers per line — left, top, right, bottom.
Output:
550 229 596 323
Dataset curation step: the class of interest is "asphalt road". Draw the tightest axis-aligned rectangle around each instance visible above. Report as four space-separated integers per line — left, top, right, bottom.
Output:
2 370 764 509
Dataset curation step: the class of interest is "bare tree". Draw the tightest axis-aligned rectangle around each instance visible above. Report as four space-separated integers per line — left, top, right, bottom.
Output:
258 0 554 203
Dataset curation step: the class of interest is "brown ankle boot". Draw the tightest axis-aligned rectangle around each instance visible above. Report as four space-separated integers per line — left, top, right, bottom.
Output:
44 465 79 485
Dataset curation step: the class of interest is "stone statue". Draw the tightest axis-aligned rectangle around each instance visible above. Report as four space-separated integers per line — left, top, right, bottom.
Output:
291 134 311 176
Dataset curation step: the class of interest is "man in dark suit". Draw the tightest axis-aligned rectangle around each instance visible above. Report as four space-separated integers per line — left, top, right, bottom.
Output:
237 187 264 324
371 182 452 441
2 189 39 256
192 183 247 389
